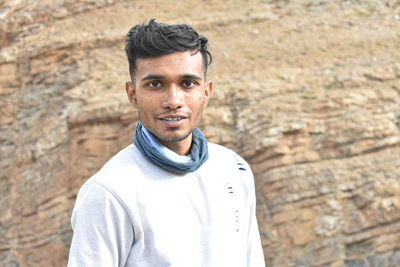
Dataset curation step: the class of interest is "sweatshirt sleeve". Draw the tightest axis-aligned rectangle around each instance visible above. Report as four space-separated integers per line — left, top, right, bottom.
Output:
68 181 134 267
246 177 266 267
235 153 266 267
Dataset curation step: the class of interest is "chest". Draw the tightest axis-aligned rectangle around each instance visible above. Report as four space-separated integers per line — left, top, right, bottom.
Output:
138 166 245 233
126 163 248 266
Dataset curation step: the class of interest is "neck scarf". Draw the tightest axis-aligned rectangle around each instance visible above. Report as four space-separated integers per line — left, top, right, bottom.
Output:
133 122 209 174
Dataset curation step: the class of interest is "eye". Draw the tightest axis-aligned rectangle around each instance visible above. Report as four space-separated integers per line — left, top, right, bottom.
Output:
182 80 196 88
147 81 162 88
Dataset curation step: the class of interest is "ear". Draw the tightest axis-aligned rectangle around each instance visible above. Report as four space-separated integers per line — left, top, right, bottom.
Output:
203 80 213 107
126 81 138 109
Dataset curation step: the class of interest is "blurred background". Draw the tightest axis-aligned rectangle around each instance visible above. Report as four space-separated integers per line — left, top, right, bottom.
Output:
1 0 400 266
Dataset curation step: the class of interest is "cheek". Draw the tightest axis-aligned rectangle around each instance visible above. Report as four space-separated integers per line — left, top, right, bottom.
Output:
138 95 157 110
190 96 206 117
187 92 205 106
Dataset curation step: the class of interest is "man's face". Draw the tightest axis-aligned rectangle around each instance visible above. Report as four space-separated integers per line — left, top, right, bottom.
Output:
126 50 212 154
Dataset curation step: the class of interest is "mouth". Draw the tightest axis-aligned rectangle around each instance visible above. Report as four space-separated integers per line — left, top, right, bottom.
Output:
158 114 188 127
162 117 184 121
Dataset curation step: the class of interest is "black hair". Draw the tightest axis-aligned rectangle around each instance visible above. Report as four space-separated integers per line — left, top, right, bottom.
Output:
125 19 212 81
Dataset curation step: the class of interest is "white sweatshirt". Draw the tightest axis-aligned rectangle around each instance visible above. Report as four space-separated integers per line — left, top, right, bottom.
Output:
68 143 265 267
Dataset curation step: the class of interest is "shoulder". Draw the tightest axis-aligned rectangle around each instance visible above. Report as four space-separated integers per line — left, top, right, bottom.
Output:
92 144 144 181
207 142 252 173
206 142 256 205
77 144 147 201
208 142 237 159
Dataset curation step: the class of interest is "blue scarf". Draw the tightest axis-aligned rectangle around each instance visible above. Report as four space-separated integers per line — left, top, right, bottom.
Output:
133 122 209 174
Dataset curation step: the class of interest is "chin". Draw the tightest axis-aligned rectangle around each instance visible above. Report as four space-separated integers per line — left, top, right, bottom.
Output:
157 129 193 143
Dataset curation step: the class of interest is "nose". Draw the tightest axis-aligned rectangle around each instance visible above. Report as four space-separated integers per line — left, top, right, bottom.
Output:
162 85 184 109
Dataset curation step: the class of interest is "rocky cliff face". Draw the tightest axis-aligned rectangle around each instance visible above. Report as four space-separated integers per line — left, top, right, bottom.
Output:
1 0 400 266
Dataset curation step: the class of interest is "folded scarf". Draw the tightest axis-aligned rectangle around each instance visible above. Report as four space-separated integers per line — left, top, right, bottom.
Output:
133 122 208 174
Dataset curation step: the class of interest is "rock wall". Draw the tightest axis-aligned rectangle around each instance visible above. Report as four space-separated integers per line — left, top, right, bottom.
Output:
1 0 400 266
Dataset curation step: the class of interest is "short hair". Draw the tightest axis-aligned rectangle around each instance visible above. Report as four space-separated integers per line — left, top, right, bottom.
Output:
125 19 212 81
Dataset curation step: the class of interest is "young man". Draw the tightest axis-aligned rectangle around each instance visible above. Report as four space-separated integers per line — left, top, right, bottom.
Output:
68 19 265 267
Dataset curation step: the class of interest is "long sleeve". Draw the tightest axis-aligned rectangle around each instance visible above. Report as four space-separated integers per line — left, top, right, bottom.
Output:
68 181 134 267
235 153 266 267
247 190 266 267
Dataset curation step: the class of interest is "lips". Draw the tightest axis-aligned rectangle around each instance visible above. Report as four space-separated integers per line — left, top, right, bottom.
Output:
158 112 189 120
158 113 189 127
163 117 183 121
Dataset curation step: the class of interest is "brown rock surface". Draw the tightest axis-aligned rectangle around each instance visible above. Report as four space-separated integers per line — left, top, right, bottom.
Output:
1 0 400 266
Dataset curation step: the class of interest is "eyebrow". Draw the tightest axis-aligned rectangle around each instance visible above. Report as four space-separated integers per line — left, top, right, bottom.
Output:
140 74 203 82
141 74 165 82
181 74 202 80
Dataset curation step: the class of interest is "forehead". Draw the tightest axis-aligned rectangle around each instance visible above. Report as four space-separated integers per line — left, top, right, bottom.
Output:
134 51 204 80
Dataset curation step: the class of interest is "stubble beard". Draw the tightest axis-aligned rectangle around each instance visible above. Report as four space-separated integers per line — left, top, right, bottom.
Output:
155 127 194 143
138 109 203 144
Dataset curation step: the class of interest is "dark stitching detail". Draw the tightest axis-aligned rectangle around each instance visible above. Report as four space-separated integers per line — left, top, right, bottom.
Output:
238 167 246 171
